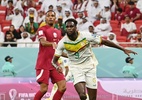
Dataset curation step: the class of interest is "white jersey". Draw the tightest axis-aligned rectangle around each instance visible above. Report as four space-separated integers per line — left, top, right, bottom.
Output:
55 31 101 65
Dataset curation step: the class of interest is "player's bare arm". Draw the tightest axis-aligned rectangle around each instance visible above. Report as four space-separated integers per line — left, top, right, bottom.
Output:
101 39 137 56
39 38 57 48
52 55 63 73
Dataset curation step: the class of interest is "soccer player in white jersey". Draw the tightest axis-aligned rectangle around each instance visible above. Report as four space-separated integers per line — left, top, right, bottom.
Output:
52 18 137 100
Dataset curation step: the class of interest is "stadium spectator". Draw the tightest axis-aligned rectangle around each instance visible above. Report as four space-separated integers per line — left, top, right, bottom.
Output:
125 1 141 22
122 57 138 78
48 5 54 11
76 11 85 24
107 32 119 44
98 5 111 21
5 25 21 41
121 15 137 38
6 7 24 30
23 7 38 27
88 25 96 34
17 25 25 37
78 17 93 31
17 32 33 47
37 10 45 25
6 0 14 17
87 0 102 23
54 17 66 37
114 8 125 22
25 14 39 40
95 18 112 36
55 4 64 20
134 33 142 47
1 55 17 77
2 33 17 47
63 9 74 23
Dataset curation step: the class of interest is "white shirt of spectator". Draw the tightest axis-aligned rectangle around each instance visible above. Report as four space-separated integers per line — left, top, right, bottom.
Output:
121 22 137 33
6 7 24 30
87 2 102 23
17 32 33 48
57 0 73 10
95 19 112 36
100 7 111 21
136 0 142 13
40 0 58 12
0 26 4 44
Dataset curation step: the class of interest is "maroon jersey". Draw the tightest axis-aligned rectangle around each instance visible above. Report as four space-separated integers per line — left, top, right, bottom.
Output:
115 13 125 22
35 25 61 70
126 7 141 20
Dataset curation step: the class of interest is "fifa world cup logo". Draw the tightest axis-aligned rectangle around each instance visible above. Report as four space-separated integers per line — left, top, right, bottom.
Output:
9 89 17 100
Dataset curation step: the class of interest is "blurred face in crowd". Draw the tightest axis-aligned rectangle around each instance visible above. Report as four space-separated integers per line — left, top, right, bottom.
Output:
109 34 115 40
89 26 94 33
15 9 20 15
38 11 44 17
9 25 15 32
125 16 130 23
78 12 83 18
136 34 142 41
101 19 107 24
49 5 54 11
29 17 34 23
94 2 98 7
6 34 12 41
82 18 87 23
29 10 34 15
45 11 56 26
57 6 62 12
129 4 135 9
22 32 28 39
19 25 25 32
58 18 63 25
105 7 110 11
65 11 70 17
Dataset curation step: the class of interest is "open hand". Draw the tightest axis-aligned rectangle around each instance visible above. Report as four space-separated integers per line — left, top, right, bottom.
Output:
123 49 137 56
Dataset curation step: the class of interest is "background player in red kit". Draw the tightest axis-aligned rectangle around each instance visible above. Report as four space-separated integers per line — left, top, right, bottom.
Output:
34 10 66 100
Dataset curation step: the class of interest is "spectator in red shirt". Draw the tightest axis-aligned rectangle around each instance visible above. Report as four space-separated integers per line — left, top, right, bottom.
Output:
6 0 14 17
115 8 125 22
125 1 141 22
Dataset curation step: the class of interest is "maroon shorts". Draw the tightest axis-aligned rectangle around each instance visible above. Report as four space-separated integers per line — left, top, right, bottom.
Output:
36 68 65 85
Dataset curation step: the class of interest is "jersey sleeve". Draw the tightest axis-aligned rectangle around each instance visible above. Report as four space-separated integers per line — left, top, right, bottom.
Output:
82 31 102 44
54 38 65 56
37 28 46 40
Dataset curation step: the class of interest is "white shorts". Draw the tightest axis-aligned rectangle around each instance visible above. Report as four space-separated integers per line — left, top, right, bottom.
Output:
69 62 97 89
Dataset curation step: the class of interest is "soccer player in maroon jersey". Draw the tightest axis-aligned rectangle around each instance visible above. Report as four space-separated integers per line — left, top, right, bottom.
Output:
34 10 66 100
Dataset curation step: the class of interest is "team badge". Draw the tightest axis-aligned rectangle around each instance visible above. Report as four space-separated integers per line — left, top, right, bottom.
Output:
53 32 57 38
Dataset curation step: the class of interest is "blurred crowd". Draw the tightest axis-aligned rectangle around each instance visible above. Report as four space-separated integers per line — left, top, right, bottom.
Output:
0 0 142 48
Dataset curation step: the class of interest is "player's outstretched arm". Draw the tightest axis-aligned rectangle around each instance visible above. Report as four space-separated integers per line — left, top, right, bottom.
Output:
101 39 137 56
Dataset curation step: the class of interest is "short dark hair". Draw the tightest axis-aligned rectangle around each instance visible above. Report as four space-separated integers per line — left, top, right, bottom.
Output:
116 8 122 12
65 18 78 26
128 1 135 5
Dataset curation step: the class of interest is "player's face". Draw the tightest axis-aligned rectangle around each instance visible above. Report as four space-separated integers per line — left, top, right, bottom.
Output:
45 11 56 26
66 22 76 36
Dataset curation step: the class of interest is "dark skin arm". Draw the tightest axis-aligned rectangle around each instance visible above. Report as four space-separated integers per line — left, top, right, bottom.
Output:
101 39 137 56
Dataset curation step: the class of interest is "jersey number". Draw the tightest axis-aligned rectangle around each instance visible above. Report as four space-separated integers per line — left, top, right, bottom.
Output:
75 52 80 59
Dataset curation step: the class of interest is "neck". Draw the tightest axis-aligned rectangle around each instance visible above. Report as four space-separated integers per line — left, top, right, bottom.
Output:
68 31 78 41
